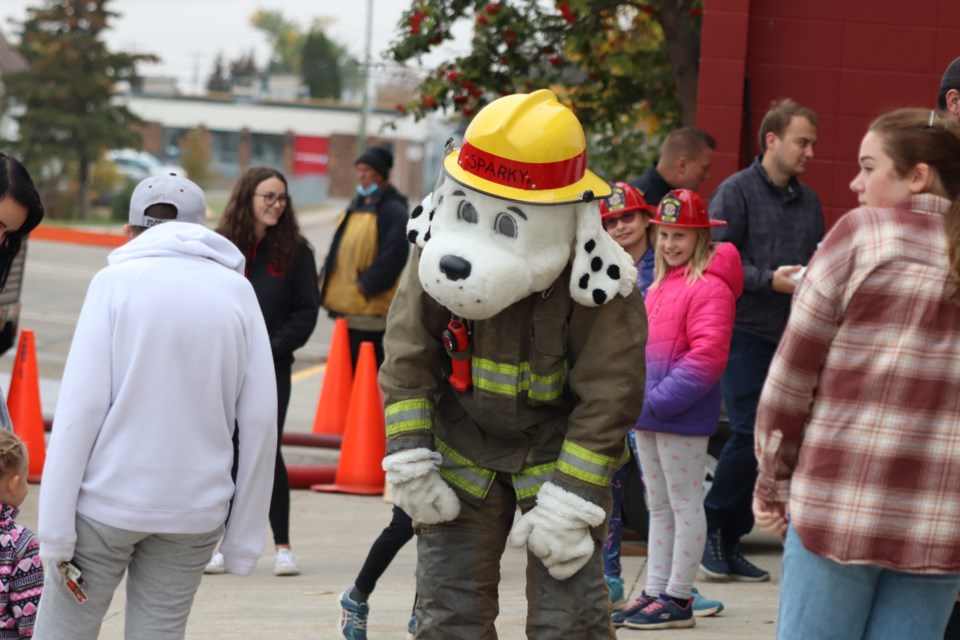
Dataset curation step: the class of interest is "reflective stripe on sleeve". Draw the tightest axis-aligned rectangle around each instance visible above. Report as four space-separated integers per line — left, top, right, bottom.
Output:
556 440 621 487
512 462 557 501
384 398 435 438
436 438 496 500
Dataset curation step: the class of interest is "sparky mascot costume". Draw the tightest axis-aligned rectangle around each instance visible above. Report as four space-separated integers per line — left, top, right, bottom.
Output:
379 90 647 639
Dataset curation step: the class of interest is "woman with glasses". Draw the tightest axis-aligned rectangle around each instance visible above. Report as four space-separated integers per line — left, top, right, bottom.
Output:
210 166 320 577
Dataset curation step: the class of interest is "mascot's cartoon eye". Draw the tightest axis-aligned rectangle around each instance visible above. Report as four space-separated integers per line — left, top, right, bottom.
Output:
494 212 518 238
457 201 478 224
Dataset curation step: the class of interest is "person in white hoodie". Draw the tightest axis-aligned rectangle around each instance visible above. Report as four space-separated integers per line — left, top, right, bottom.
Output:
34 174 278 640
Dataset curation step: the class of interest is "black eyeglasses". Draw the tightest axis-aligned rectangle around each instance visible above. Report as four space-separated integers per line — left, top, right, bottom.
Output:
255 192 288 206
602 211 637 230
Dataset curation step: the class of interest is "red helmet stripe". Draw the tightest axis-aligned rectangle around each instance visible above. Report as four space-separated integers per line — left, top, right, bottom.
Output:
457 141 586 191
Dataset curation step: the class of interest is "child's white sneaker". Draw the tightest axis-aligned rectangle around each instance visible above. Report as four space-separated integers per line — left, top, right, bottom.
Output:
274 549 300 576
203 552 225 575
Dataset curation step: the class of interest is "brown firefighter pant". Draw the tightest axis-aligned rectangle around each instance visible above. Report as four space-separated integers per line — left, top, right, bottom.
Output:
414 472 615 639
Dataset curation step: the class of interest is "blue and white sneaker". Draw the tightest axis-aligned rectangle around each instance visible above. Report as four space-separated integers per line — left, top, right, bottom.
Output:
691 586 724 617
623 593 696 630
337 591 369 640
605 575 627 610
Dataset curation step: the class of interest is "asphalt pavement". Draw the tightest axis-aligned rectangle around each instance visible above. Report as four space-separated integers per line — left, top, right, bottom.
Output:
7 204 786 639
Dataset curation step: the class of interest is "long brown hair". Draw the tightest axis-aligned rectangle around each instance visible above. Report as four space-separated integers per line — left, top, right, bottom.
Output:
217 167 307 271
868 109 960 305
0 152 44 291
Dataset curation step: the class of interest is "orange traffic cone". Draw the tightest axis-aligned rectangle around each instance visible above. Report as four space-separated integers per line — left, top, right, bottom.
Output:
312 341 385 495
7 330 45 483
311 318 353 436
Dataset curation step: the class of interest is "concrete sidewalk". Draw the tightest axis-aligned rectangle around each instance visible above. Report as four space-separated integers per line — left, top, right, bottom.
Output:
14 320 784 639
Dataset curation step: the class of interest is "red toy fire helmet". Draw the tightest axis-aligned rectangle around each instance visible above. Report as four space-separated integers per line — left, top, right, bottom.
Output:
651 189 727 228
599 182 657 219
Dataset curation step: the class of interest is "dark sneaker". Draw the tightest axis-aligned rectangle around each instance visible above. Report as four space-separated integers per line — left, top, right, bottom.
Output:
337 591 369 640
611 591 658 627
699 530 732 580
691 587 724 617
623 594 696 630
726 544 770 582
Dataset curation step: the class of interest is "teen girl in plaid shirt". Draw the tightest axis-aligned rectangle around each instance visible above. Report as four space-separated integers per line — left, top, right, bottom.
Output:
754 108 960 639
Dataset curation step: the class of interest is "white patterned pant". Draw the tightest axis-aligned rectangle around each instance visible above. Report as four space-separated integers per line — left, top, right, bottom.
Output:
634 430 709 600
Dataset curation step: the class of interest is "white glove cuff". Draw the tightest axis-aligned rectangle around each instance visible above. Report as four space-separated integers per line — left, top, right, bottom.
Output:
537 482 606 528
382 447 442 482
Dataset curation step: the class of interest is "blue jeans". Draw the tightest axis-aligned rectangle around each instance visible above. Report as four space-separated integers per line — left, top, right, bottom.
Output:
778 525 960 640
704 329 776 540
603 431 641 578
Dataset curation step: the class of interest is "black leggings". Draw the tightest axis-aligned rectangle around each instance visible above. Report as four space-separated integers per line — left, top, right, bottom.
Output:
355 505 414 595
348 329 385 370
269 360 292 546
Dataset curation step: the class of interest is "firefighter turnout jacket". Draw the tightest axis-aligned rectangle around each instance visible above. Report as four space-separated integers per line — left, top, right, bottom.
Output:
380 247 648 507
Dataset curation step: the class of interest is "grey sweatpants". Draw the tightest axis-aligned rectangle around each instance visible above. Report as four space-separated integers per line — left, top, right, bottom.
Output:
35 513 222 640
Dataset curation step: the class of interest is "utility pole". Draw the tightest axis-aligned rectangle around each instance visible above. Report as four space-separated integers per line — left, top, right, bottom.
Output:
357 0 374 154
189 50 204 95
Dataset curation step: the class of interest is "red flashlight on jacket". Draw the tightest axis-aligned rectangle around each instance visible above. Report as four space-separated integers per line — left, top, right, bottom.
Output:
441 319 472 392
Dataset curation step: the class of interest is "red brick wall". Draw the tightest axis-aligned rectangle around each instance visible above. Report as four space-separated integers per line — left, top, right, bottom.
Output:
696 0 960 227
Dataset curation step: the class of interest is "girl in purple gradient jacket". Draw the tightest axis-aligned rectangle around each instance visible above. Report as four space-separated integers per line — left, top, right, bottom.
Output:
620 189 742 631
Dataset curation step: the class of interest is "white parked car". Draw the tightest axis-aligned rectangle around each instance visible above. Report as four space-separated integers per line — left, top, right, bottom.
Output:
106 149 187 181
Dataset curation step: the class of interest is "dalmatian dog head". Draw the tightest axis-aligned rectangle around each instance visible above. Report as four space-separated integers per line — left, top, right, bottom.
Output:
404 89 637 319
406 171 637 320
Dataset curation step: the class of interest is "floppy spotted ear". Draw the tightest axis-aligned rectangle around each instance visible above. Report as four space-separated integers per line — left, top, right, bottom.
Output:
406 192 434 248
569 201 638 306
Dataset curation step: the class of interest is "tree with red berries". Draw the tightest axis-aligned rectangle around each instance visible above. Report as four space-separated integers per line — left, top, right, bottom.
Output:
388 1 703 179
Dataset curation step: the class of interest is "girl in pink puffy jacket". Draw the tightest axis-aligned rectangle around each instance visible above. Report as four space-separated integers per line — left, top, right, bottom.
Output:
619 189 743 631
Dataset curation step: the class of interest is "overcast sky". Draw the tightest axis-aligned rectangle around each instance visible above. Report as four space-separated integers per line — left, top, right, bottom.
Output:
0 0 469 92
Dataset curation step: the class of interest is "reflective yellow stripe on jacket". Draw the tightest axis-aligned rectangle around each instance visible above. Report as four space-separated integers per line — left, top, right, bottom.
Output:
436 438 496 500
472 357 568 401
557 440 624 488
385 398 434 438
512 462 557 501
436 439 558 502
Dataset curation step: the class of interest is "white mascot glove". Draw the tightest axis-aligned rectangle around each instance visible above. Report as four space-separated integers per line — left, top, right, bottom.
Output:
508 481 606 580
382 448 460 526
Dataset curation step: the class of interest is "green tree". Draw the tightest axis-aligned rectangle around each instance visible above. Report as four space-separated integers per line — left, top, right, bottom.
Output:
250 10 358 100
179 128 212 187
229 50 259 88
250 9 305 73
3 0 156 220
302 29 344 99
387 0 703 179
206 52 231 93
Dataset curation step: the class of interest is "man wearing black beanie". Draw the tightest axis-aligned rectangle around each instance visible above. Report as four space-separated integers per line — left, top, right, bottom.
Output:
319 145 410 367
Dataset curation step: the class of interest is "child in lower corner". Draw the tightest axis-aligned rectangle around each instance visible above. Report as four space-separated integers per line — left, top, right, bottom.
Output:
0 431 43 638
619 189 742 630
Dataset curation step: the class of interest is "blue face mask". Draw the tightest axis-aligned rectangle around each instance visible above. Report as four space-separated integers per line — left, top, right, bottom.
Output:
356 183 378 197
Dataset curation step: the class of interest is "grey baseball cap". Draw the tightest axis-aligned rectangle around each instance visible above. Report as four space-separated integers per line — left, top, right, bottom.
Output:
129 173 206 227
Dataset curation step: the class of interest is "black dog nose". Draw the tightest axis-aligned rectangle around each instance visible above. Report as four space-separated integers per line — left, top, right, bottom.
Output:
439 255 472 281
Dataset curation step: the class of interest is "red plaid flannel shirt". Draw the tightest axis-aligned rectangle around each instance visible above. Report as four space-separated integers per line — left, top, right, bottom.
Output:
755 194 960 573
